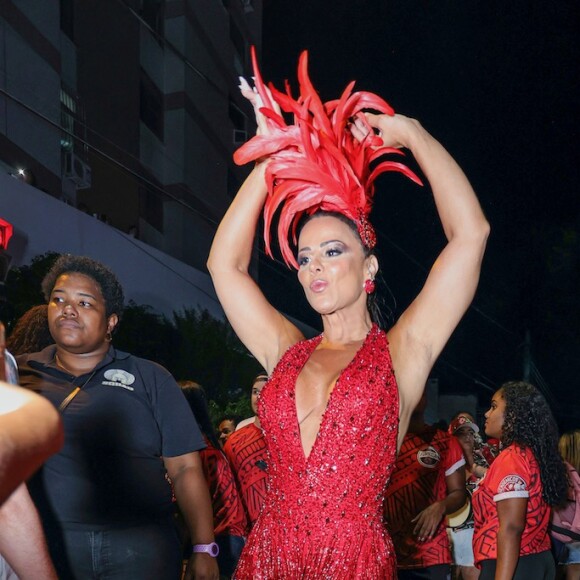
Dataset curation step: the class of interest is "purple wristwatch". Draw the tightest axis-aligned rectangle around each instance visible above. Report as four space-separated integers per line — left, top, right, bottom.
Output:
192 542 219 557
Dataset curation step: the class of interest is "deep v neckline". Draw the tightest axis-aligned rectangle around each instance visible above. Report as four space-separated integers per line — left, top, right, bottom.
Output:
293 326 375 465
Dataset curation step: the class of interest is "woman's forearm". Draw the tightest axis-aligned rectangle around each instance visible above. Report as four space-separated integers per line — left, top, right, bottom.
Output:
207 163 267 275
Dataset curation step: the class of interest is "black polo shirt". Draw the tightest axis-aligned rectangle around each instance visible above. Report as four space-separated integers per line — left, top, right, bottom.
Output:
18 345 205 529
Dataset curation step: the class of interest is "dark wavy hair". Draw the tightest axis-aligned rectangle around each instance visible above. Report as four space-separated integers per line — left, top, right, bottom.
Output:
41 255 125 320
178 380 221 450
499 381 568 507
6 304 53 355
298 211 393 329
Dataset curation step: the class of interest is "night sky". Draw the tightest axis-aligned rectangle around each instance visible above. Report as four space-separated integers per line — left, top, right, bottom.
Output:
256 1 580 428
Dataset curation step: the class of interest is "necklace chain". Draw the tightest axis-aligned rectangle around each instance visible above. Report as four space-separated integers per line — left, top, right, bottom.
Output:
55 354 98 412
55 354 78 375
55 353 100 378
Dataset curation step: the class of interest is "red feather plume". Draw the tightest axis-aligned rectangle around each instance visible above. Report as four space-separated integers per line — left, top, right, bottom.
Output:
234 47 422 269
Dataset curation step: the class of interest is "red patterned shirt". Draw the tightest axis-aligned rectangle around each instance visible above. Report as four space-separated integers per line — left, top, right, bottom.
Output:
199 437 248 537
472 444 551 565
384 426 465 568
223 423 268 527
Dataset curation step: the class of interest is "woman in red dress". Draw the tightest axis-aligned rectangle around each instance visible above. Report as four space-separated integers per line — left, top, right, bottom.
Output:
208 49 489 579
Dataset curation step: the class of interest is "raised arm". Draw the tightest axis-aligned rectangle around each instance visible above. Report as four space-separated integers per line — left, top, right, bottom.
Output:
207 82 303 373
367 114 489 420
207 164 303 373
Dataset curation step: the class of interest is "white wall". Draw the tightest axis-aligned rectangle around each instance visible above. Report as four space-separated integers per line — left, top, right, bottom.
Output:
0 172 223 320
0 173 318 338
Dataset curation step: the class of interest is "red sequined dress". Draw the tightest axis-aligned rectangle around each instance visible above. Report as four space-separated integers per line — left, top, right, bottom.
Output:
234 324 399 579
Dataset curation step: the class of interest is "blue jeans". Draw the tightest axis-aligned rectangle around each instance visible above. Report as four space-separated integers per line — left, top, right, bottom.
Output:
48 522 182 579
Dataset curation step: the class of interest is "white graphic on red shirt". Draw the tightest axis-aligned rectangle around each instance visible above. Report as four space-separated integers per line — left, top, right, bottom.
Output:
497 474 527 494
417 445 441 468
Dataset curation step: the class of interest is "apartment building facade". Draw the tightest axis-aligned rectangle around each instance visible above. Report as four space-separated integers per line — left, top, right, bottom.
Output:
0 0 262 270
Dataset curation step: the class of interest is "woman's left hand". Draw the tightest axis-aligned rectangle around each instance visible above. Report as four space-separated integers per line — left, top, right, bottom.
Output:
361 112 419 150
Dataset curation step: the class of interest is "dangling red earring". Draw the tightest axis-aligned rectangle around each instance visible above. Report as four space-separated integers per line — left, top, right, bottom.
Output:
364 279 375 294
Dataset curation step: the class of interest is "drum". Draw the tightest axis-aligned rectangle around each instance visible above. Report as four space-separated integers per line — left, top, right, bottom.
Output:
447 489 473 529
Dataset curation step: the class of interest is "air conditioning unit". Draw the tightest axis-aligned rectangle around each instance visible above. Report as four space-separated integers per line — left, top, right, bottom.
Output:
63 151 92 189
233 129 247 144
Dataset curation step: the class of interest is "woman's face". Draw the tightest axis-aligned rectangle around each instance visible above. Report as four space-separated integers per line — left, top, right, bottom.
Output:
484 390 506 439
48 272 118 354
296 216 376 316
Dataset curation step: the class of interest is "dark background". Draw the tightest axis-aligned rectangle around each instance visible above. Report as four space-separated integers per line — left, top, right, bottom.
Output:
255 1 580 428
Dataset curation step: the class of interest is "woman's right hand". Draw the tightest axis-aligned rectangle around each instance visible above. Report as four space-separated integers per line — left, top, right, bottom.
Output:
239 77 267 135
238 77 282 137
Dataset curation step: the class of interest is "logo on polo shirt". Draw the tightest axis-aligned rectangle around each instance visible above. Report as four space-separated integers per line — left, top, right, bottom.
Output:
498 474 527 494
417 445 441 468
102 369 136 391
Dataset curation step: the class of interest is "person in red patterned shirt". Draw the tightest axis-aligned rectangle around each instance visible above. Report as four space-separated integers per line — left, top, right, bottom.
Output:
235 373 268 431
180 381 248 578
472 381 568 580
223 374 269 529
384 394 466 579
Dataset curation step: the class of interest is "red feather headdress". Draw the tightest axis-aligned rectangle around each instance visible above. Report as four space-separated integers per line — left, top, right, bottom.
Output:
234 47 422 269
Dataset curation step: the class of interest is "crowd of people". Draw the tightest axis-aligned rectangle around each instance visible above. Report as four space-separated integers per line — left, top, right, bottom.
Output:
2 285 578 580
0 49 577 580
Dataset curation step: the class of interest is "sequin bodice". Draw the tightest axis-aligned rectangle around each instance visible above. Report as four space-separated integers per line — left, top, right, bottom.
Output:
234 325 399 579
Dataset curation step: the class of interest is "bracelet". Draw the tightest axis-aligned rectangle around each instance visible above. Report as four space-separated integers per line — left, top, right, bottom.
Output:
192 542 219 557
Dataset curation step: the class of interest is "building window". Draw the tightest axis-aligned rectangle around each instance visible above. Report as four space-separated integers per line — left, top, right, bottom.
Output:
140 70 164 140
229 17 246 75
60 88 76 150
60 0 74 40
139 186 164 232
60 86 88 156
229 100 247 144
140 0 164 37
